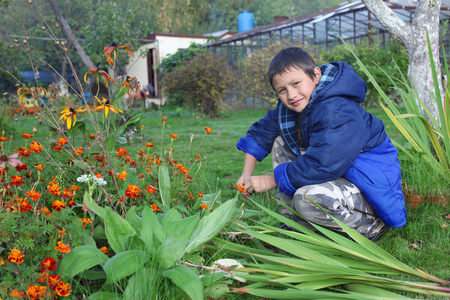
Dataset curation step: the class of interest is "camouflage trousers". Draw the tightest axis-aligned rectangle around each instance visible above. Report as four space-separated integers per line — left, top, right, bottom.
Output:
272 136 386 240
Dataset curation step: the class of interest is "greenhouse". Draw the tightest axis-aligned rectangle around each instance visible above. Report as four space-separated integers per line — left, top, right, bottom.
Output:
206 0 450 62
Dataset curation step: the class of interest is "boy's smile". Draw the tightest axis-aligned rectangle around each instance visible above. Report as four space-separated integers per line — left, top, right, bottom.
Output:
273 67 321 113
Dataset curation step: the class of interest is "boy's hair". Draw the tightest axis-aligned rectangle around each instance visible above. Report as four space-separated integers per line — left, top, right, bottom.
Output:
268 47 317 90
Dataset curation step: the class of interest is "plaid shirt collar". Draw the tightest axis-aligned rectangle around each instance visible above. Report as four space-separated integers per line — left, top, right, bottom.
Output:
277 63 338 156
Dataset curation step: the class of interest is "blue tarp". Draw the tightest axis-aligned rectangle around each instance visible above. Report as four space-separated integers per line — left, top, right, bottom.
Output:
20 70 73 83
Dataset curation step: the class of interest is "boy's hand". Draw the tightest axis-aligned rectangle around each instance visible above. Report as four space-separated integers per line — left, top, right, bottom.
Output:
248 175 277 194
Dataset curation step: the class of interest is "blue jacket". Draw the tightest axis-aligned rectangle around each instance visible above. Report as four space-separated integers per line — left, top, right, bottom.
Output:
237 62 406 228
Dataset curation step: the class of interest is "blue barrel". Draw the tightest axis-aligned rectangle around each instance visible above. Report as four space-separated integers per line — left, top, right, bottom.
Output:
238 11 254 33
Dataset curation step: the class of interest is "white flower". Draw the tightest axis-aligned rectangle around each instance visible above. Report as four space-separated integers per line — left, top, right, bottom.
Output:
95 177 107 186
77 174 92 183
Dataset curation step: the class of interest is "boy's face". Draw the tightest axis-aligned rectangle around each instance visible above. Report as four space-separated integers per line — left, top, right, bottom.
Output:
273 67 321 113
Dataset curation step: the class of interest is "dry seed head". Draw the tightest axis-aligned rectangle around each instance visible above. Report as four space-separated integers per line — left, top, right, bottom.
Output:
28 0 32 3
26 47 30 52
63 47 68 52
55 41 60 45
13 39 18 43
55 23 59 28
23 39 27 44
15 44 19 47
41 26 46 30
3 92 8 96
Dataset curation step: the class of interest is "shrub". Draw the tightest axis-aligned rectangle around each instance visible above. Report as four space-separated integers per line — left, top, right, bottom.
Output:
236 40 319 108
321 39 408 106
161 52 233 117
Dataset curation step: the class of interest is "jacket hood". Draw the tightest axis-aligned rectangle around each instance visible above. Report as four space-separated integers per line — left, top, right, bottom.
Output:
311 61 367 107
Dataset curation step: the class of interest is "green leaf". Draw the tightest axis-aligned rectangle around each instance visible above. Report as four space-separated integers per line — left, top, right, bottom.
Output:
103 250 147 284
162 212 200 241
104 134 117 152
83 234 97 247
125 207 142 233
125 234 146 251
124 266 154 300
157 235 189 269
164 264 203 300
204 282 230 300
140 207 156 250
158 165 171 208
83 192 105 220
58 246 108 280
112 86 129 105
116 136 128 144
88 291 122 300
185 197 237 253
125 114 141 126
104 206 137 253
115 125 127 136
80 270 107 280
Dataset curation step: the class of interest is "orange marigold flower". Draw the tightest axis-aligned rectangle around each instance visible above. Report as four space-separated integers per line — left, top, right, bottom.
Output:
26 190 42 201
26 284 47 300
203 127 213 134
54 241 70 253
125 184 141 198
53 144 62 152
187 194 194 200
115 148 128 156
197 192 204 198
89 134 96 140
15 147 31 158
58 229 66 238
1 257 6 265
61 189 74 199
0 136 9 142
200 203 209 210
8 249 25 264
117 170 127 180
71 185 81 192
74 147 84 155
195 155 201 161
47 182 61 197
57 137 68 146
51 200 66 211
10 175 25 186
162 116 167 124
67 200 76 208
29 141 43 153
78 218 92 228
99 246 110 255
54 281 72 297
15 163 27 172
169 133 178 139
118 196 126 203
145 142 154 148
9 289 24 298
234 184 246 193
21 133 34 139
19 199 33 213
146 185 156 193
151 203 160 211
138 173 145 179
39 257 57 272
47 274 61 289
35 163 44 172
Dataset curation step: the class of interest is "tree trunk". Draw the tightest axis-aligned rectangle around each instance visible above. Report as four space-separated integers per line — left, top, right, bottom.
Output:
47 0 97 71
361 0 443 121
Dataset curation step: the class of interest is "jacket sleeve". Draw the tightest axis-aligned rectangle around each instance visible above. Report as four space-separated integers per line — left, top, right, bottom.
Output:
274 99 370 195
236 108 279 161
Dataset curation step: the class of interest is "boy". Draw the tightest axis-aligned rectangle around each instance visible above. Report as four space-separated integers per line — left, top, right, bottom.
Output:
236 47 406 241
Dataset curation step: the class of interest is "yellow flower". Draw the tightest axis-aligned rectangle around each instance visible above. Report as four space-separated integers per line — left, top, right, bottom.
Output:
83 68 112 87
104 42 134 66
60 107 86 129
95 96 123 118
17 86 47 105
